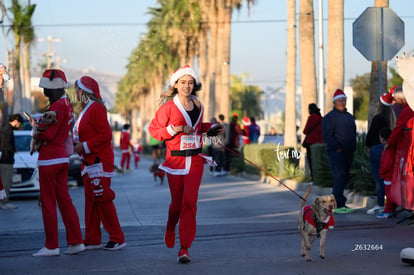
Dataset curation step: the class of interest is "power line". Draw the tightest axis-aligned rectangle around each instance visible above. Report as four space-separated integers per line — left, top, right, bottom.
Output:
1 15 414 28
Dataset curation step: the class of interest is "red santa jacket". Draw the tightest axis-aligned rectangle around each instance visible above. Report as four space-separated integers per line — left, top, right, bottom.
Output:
302 205 335 230
37 95 73 166
387 103 414 149
303 113 323 144
120 130 132 152
149 95 213 175
379 147 395 183
73 100 114 177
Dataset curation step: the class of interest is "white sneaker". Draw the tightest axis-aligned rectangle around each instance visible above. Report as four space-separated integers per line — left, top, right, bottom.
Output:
33 247 60 257
367 205 384 215
64 243 85 255
0 203 18 210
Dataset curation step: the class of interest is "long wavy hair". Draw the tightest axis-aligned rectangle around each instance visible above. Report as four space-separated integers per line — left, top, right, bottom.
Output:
75 80 107 111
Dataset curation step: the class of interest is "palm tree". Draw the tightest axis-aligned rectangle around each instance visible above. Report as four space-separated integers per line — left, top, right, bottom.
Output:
299 0 317 132
284 0 297 147
325 0 344 112
21 2 36 113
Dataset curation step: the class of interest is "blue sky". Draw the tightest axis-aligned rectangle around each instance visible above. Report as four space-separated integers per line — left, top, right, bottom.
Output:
1 0 413 90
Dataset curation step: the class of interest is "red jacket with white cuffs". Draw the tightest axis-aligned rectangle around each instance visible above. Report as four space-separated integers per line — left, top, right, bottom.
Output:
73 100 114 177
37 95 73 166
149 95 214 175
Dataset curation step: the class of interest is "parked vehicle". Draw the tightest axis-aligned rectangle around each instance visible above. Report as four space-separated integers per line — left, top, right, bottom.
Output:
10 130 40 196
10 128 83 197
68 153 83 186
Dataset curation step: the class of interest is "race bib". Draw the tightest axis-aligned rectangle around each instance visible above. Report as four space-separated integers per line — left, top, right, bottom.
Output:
180 135 201 150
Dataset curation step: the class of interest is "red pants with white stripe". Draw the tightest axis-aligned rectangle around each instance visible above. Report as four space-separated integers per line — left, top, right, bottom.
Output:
39 164 83 249
166 156 204 249
120 152 131 170
83 175 125 245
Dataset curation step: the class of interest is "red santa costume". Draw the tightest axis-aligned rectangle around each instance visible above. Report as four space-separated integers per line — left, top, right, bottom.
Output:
120 125 133 171
133 143 143 168
386 102 414 211
0 178 6 200
149 65 215 263
34 69 84 256
242 117 251 145
73 76 125 250
302 205 335 231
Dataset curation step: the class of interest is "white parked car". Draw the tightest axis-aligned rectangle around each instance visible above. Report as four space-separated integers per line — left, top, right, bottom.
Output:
10 130 40 196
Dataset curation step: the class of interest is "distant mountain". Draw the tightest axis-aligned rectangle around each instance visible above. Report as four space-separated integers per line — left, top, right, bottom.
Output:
32 67 121 109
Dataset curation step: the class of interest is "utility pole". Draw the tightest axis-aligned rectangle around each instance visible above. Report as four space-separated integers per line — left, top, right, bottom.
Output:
38 35 61 69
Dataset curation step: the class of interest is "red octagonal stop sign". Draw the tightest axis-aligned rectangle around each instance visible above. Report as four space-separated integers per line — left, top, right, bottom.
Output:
353 7 404 61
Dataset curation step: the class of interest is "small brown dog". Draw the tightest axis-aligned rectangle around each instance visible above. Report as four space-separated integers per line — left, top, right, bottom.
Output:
297 187 336 261
149 163 165 184
24 111 58 155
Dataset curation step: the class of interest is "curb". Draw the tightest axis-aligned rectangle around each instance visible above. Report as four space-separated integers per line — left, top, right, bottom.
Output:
263 177 376 209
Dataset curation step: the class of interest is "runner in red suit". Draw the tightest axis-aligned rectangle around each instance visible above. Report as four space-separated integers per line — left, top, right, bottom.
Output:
73 76 126 251
133 142 143 168
33 69 85 257
149 65 222 264
119 124 133 172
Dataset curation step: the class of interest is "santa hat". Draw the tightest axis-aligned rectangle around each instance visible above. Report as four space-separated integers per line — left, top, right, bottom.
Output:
389 85 403 98
169 65 201 87
242 117 251 126
39 69 71 89
332 89 347 102
380 92 393 106
77 76 102 100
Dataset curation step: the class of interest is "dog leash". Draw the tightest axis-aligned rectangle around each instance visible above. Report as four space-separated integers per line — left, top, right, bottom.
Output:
216 142 306 202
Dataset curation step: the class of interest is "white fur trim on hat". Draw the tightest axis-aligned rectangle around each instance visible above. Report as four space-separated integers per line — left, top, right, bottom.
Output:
169 65 200 86
77 79 94 95
39 77 71 89
332 89 347 102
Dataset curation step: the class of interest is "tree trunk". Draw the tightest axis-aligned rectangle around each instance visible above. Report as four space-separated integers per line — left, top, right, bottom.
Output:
12 44 23 114
23 42 32 113
219 1 231 119
325 0 344 113
207 2 218 119
299 0 317 128
284 0 297 147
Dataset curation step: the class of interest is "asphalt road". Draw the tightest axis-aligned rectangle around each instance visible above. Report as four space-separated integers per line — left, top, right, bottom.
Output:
1 154 414 274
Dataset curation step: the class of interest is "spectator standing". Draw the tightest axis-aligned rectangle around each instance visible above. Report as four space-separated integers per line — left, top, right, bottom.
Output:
73 76 126 251
33 69 85 256
0 113 23 209
119 124 133 172
302 103 323 181
225 114 243 172
365 92 396 215
248 116 261 143
213 114 228 176
149 65 222 263
322 89 356 214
